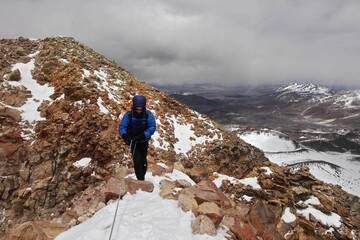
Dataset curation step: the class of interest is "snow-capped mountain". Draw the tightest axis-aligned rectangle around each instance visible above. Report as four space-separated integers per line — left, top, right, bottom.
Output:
275 82 334 103
1 37 359 240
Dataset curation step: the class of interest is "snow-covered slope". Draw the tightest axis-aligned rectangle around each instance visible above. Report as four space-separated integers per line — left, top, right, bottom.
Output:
275 83 334 103
240 129 360 197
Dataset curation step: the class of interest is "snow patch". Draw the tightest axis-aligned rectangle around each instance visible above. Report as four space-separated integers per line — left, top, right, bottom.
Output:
281 207 296 223
260 167 273 175
73 158 92 168
296 206 342 228
170 115 220 155
238 177 261 190
240 195 253 202
213 173 261 189
240 131 297 153
82 69 91 78
59 58 69 64
97 97 109 114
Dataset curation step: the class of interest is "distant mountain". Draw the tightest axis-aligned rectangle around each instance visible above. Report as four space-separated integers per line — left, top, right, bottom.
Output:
275 82 335 103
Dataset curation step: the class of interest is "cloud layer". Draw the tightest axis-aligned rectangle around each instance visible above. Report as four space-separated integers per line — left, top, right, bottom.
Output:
1 0 360 86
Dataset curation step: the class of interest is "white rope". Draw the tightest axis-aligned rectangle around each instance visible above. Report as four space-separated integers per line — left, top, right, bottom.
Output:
107 141 136 240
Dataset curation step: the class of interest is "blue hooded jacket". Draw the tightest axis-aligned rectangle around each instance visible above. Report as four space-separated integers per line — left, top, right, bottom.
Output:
118 95 156 140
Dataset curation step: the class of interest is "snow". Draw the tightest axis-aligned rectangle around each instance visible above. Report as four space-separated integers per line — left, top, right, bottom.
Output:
332 90 360 109
238 177 261 190
94 69 107 81
170 115 220 155
56 170 227 240
73 158 92 168
296 206 342 228
59 58 69 64
281 207 296 223
213 173 261 190
260 167 273 175
93 68 122 104
267 149 360 197
151 119 170 150
295 195 342 228
28 50 40 58
240 130 298 153
82 69 91 78
303 196 320 206
8 57 54 123
325 227 334 234
213 173 239 188
241 130 360 197
97 97 109 114
240 195 253 202
276 83 333 96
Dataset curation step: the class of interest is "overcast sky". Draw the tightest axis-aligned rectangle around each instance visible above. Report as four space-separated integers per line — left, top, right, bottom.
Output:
1 0 360 87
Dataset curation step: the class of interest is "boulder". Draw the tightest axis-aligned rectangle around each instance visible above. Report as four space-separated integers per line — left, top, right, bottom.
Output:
0 107 21 122
197 202 224 226
159 179 177 200
173 161 185 172
221 216 258 240
104 177 127 202
178 190 198 212
249 200 277 236
7 221 66 240
150 164 167 176
125 178 154 194
191 215 216 236
193 180 230 208
8 69 21 81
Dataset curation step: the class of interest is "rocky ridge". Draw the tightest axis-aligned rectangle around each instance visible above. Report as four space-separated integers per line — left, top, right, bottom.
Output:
0 37 359 239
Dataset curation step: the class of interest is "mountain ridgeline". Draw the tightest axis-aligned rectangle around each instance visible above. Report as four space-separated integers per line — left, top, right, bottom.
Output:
0 37 359 239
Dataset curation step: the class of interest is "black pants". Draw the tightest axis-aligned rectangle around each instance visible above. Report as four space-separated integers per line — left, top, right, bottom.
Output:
131 141 148 180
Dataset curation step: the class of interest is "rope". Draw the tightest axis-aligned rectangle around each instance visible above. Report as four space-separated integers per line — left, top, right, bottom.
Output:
107 140 137 240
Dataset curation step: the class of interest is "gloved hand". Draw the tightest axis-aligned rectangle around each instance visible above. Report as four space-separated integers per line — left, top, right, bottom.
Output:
133 133 145 142
121 133 131 145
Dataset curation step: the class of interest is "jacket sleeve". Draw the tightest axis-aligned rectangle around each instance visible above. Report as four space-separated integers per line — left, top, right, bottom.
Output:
144 111 156 140
118 112 129 137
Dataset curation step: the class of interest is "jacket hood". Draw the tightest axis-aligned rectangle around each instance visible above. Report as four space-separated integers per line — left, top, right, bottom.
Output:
132 95 147 108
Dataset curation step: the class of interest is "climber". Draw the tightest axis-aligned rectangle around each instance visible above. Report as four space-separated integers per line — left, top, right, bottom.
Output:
118 95 156 180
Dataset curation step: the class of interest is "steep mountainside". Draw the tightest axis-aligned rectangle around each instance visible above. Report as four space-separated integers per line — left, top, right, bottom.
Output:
0 38 359 239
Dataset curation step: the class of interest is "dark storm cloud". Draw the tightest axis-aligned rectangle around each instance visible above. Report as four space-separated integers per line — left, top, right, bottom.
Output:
1 0 360 86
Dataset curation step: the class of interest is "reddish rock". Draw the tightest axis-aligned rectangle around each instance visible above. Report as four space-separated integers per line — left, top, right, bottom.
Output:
0 106 21 122
7 221 66 240
159 179 177 200
222 216 258 240
191 215 216 236
175 179 192 188
150 164 167 176
125 178 154 194
186 166 208 183
0 142 20 157
178 190 198 212
193 180 230 208
292 186 309 196
249 200 277 236
173 161 185 172
104 177 127 202
197 202 224 226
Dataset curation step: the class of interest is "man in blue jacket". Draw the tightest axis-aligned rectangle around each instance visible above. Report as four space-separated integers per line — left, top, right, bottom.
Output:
118 95 156 180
